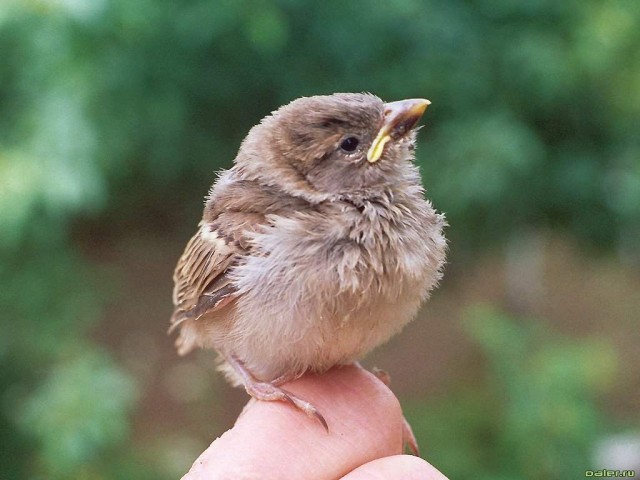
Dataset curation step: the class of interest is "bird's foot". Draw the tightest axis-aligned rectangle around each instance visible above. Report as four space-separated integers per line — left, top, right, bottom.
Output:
228 356 328 432
371 367 421 457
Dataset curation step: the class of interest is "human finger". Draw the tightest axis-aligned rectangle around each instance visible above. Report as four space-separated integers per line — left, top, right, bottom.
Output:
182 364 404 480
340 454 449 480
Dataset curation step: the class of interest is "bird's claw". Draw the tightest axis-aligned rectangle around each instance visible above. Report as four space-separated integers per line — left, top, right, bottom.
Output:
279 387 329 432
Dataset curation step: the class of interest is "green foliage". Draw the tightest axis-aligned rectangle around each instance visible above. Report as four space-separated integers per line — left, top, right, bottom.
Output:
19 350 137 477
407 307 618 480
2 0 639 245
1 248 98 358
0 244 145 477
0 0 636 477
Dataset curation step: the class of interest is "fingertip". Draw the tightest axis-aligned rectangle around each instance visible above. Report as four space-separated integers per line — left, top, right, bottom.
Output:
181 365 406 479
289 364 403 445
340 455 449 480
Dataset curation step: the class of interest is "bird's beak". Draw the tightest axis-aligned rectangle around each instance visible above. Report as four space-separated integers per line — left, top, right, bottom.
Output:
367 98 430 163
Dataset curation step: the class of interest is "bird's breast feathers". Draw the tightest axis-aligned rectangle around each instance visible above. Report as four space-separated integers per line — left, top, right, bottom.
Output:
229 193 446 325
219 194 446 378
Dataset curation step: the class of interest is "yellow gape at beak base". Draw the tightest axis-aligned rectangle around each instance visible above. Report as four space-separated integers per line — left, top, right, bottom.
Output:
367 131 391 163
366 98 430 163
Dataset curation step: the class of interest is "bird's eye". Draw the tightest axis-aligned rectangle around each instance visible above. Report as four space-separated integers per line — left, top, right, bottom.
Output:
340 137 359 152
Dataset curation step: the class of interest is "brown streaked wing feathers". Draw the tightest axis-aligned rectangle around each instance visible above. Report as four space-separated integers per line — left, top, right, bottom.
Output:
170 222 239 328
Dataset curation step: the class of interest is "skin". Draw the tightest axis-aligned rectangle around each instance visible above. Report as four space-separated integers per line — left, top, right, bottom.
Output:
181 365 449 480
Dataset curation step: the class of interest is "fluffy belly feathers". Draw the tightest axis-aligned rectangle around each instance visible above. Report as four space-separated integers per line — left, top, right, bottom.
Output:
215 201 446 382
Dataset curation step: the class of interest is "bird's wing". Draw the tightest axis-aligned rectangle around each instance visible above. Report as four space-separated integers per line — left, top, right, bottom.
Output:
170 221 243 329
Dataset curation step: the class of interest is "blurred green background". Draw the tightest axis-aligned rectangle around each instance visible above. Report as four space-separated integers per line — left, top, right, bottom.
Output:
1 0 639 478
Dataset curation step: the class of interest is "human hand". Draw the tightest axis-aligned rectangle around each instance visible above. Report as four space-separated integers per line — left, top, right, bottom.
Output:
181 364 448 479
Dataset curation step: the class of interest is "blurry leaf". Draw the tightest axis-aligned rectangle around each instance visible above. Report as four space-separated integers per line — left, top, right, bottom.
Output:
0 247 102 359
244 3 288 54
19 350 137 477
407 307 622 479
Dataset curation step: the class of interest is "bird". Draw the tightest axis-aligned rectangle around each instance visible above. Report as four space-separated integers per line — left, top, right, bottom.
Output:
170 92 447 451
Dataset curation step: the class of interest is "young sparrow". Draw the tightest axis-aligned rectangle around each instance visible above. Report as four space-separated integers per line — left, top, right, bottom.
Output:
171 93 446 445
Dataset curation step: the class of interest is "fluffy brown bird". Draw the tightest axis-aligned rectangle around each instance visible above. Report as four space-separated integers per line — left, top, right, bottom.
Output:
170 93 446 444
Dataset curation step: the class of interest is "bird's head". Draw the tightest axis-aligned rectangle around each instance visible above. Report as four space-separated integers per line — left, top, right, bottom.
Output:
235 93 430 202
